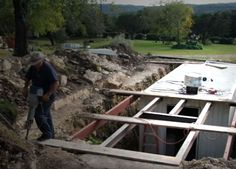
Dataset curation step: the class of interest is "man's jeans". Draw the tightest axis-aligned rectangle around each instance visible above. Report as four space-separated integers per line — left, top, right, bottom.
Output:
34 99 54 138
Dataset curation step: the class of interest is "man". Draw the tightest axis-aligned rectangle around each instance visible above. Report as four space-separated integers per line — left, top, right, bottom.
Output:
23 52 59 141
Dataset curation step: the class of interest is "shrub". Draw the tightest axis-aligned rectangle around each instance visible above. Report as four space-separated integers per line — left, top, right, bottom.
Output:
54 28 68 43
219 38 236 44
146 34 158 40
203 39 212 45
210 37 236 44
110 34 133 49
135 33 146 40
0 100 17 124
172 42 203 50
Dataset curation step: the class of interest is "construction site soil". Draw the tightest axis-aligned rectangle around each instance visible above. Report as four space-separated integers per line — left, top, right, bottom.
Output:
0 45 236 169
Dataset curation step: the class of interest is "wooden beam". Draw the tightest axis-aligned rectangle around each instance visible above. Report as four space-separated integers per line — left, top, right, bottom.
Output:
78 111 236 135
176 102 212 161
169 99 186 115
101 97 161 147
39 139 180 165
108 89 236 105
69 95 138 140
142 111 197 123
224 110 236 160
146 61 202 65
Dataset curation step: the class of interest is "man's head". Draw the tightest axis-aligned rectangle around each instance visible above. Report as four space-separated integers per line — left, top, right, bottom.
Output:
29 52 45 69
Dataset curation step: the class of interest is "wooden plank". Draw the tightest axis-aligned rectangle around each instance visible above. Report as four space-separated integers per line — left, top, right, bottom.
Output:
108 89 236 105
69 95 138 140
224 110 236 159
142 111 197 123
147 55 205 62
146 61 202 65
78 111 236 135
176 102 212 161
39 139 179 165
101 97 161 147
169 99 186 115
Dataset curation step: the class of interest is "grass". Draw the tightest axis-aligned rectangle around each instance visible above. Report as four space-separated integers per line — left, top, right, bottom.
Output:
133 40 236 55
0 49 11 58
1 38 236 62
132 40 236 62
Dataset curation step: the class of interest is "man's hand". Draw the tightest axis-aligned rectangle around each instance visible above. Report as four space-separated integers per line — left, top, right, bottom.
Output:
42 94 50 102
22 87 28 98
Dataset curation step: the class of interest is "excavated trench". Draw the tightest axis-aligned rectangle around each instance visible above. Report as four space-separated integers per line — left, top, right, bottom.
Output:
66 64 173 149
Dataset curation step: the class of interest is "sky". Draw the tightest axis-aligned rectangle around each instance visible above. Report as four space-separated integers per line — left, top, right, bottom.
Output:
104 0 236 6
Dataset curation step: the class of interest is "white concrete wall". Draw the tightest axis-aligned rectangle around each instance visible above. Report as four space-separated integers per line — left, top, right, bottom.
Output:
138 96 230 159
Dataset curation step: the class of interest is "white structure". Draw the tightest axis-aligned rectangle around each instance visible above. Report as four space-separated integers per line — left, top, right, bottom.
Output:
139 61 236 160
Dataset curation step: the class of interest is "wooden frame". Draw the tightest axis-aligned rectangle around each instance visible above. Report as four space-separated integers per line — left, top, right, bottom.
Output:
41 91 236 166
40 139 180 165
176 102 212 161
224 110 236 159
101 97 161 147
108 89 236 106
69 95 138 140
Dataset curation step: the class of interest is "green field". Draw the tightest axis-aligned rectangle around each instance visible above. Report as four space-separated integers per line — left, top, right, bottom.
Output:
133 40 236 55
1 39 236 61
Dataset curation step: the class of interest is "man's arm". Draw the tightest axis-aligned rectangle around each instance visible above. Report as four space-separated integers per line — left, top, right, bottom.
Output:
22 78 31 97
42 80 59 102
45 80 59 97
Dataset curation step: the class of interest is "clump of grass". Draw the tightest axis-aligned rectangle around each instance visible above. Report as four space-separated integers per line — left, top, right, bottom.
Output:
0 100 17 124
110 34 133 49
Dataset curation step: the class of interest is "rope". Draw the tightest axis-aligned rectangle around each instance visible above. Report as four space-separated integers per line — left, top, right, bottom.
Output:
141 118 189 145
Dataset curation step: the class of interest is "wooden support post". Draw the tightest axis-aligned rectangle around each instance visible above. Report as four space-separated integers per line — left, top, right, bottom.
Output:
169 99 186 115
176 102 212 162
224 110 236 160
69 95 138 140
101 97 161 147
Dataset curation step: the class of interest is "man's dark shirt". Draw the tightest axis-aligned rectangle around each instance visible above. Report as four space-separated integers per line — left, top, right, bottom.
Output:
26 61 58 98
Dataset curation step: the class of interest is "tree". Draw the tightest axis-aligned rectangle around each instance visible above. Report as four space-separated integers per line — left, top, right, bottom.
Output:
27 0 64 46
62 0 86 37
116 12 147 39
9 0 65 56
80 4 105 37
13 0 29 57
160 2 193 44
0 0 15 35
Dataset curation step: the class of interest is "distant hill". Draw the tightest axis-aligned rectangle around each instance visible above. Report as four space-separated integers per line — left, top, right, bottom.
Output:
101 4 144 15
191 3 236 14
102 3 236 15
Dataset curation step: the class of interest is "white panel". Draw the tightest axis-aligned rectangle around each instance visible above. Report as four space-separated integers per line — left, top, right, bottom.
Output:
197 103 229 158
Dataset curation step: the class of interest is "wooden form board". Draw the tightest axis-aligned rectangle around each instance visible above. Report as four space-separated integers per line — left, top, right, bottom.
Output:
169 99 186 115
108 89 236 106
69 95 138 140
78 111 236 135
39 139 180 165
142 111 197 123
224 110 236 159
102 98 186 147
176 102 212 161
101 97 161 147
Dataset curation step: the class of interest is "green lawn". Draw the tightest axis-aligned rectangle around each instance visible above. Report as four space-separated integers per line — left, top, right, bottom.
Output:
2 39 236 62
132 40 236 55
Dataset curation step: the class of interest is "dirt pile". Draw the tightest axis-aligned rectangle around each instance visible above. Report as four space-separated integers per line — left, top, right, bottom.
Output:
0 45 171 169
181 157 236 169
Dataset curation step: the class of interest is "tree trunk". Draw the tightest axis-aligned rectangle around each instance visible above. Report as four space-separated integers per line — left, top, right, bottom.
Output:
47 32 55 46
13 0 28 57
